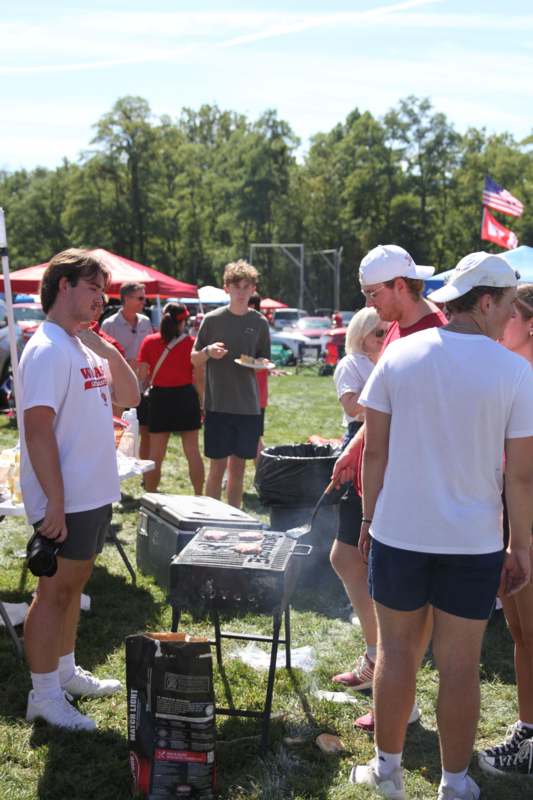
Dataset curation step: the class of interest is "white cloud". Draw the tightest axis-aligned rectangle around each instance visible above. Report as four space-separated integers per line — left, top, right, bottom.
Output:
0 1 443 74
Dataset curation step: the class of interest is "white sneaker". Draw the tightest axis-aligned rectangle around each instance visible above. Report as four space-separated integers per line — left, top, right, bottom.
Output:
62 666 121 698
26 690 96 731
350 759 406 799
437 775 480 800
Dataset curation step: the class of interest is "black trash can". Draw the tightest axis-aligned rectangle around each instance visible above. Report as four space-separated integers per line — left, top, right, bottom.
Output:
254 443 342 563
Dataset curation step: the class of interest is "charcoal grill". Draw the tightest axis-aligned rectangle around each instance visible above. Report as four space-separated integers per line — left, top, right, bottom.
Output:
168 527 312 750
169 528 310 615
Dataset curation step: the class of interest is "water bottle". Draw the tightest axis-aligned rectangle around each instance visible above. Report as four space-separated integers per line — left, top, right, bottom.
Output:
118 408 139 458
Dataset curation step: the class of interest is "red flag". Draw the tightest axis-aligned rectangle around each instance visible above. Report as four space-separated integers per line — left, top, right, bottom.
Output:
481 208 518 250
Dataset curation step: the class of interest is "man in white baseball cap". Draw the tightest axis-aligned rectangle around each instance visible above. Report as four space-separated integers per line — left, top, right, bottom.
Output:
330 244 447 727
428 250 521 303
351 251 533 800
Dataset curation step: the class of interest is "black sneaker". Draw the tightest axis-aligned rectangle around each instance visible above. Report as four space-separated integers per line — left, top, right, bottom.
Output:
479 738 533 777
479 721 533 759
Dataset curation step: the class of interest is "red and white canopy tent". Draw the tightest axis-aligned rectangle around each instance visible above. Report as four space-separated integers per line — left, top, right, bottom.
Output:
0 248 198 298
0 221 198 420
260 297 288 310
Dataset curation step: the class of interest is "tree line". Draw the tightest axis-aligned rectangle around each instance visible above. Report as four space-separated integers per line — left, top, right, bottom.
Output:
1 95 532 310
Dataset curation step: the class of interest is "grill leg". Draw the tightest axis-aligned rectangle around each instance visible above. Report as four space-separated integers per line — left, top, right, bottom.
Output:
260 612 282 752
171 606 181 632
284 606 291 669
212 609 223 666
109 531 136 584
0 600 23 659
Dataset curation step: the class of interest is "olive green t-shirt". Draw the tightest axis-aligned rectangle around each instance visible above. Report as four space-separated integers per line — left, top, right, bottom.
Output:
195 307 271 415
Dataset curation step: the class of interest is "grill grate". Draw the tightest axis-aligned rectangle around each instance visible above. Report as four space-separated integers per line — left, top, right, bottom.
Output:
176 529 294 572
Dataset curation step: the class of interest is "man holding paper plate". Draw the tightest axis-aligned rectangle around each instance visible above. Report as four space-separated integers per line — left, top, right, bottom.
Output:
192 260 270 508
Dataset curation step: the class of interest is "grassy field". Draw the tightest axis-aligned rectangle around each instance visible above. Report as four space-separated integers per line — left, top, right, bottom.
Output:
0 370 528 800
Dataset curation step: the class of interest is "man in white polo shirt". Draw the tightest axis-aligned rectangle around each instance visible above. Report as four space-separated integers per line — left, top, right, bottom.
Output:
352 252 533 800
20 249 139 732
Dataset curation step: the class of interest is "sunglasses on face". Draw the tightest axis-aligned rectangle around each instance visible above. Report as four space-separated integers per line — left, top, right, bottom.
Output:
362 284 388 301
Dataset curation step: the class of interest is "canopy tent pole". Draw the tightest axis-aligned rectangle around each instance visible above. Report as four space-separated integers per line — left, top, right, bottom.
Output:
0 209 21 424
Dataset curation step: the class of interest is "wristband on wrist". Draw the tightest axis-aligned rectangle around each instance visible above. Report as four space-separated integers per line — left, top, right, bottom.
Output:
204 345 211 358
361 517 372 524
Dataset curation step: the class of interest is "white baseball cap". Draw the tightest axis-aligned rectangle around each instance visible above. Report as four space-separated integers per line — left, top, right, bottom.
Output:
359 244 435 285
427 252 518 303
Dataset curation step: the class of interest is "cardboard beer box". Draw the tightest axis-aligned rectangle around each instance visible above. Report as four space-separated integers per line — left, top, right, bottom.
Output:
126 632 216 799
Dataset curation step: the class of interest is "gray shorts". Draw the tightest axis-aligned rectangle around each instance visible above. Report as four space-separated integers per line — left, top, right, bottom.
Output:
33 504 112 562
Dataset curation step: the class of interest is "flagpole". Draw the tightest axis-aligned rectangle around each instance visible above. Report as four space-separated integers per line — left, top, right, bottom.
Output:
0 208 22 425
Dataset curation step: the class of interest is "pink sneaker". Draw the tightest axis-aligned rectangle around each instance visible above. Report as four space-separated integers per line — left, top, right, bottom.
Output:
354 703 421 733
332 653 374 691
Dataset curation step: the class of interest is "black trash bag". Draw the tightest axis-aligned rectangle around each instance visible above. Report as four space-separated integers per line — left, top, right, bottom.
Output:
255 443 342 507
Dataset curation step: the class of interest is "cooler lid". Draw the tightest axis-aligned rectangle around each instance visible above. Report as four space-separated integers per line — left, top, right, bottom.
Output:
140 494 263 530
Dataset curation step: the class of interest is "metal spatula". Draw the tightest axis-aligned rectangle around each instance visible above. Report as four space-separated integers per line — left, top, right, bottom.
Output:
285 479 336 539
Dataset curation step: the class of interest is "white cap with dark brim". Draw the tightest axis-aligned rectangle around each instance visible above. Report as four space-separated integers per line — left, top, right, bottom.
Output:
427 252 518 303
359 244 435 285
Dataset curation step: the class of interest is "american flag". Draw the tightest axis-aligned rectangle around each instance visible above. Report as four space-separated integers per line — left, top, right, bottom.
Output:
482 176 524 218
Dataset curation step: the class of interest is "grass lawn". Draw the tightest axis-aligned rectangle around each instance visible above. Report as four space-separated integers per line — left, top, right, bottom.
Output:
0 370 527 800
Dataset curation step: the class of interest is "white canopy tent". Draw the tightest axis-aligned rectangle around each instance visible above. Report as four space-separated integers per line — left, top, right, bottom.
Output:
197 285 229 304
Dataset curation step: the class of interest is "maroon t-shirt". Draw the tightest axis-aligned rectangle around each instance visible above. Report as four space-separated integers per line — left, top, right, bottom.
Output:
381 309 448 351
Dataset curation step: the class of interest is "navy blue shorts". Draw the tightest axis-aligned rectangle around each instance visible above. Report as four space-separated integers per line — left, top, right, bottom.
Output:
336 420 363 546
368 538 505 620
204 411 261 460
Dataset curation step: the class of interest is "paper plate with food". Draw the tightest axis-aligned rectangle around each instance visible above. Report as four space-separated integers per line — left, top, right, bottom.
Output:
234 354 275 370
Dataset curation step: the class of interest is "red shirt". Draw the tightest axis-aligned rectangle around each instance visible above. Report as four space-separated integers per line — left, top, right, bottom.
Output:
381 310 448 351
138 333 194 387
256 369 268 409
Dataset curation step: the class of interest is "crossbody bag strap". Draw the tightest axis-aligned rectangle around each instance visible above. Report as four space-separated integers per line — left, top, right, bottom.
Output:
149 333 187 387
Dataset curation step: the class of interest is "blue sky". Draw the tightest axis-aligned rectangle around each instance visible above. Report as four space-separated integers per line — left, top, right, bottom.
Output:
2 0 532 172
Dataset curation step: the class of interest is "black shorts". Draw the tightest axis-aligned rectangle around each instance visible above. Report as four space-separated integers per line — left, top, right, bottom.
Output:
137 392 150 426
335 420 363 546
204 411 261 460
259 408 266 437
368 538 505 620
34 504 112 562
148 385 201 434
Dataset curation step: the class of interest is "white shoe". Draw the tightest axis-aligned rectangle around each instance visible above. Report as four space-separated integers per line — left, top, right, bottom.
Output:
350 759 406 799
26 690 96 731
437 775 480 800
62 666 121 698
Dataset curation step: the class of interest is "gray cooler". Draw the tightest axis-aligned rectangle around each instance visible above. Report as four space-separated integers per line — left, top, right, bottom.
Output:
136 494 263 591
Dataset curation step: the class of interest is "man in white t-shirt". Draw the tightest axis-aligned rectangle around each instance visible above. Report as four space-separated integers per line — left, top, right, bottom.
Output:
20 249 139 732
351 252 533 800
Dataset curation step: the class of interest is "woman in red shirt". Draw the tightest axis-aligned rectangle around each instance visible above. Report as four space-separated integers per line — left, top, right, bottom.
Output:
138 303 204 493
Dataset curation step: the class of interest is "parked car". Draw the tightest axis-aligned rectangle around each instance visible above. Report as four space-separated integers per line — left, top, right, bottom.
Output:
271 308 308 330
13 302 45 347
293 316 332 338
0 301 24 406
339 310 356 326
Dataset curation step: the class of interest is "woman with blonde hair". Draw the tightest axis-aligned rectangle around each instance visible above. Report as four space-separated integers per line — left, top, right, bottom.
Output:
330 307 389 690
479 284 533 778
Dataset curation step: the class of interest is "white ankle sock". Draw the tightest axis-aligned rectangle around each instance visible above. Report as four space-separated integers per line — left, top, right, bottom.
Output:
31 670 62 701
58 652 76 685
366 646 377 662
374 747 402 779
518 720 533 730
440 768 468 793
